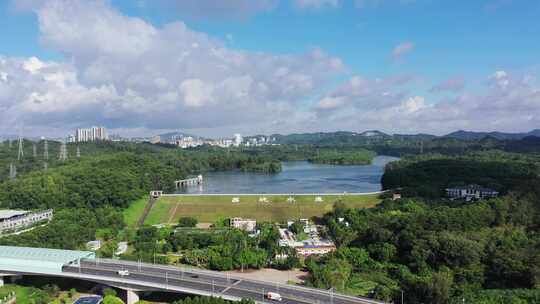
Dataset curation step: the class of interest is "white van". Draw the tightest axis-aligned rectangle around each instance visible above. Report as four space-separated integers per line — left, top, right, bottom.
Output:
117 270 130 276
266 292 283 301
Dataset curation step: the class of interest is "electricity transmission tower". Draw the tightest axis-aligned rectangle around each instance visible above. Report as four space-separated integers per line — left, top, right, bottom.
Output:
58 141 68 161
17 136 24 161
9 163 16 180
43 140 49 160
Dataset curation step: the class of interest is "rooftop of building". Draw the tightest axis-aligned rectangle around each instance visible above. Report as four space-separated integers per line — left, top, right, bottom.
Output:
0 245 95 274
446 184 499 192
0 210 29 220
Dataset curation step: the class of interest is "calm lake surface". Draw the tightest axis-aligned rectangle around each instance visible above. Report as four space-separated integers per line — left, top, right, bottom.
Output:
177 155 399 194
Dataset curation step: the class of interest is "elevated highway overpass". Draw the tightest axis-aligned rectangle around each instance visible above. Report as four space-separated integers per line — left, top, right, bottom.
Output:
0 246 384 304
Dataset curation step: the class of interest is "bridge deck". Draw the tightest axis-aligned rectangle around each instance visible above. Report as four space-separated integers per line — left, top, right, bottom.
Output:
0 246 384 304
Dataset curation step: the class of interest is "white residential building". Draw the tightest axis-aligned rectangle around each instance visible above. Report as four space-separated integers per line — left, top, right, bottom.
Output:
0 209 53 234
278 220 337 257
446 184 499 201
230 217 257 232
75 126 109 142
234 133 243 147
278 228 336 256
176 136 203 148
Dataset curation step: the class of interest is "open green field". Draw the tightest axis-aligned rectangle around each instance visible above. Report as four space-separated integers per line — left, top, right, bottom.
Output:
143 194 381 224
123 197 149 227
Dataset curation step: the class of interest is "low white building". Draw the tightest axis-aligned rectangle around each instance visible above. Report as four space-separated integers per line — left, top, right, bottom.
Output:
116 241 128 255
150 190 163 198
294 241 337 256
446 185 499 201
86 240 102 251
230 217 257 232
0 209 53 234
278 221 336 257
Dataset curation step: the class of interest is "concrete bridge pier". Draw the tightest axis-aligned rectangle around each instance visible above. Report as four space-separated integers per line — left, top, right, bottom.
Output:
126 289 139 304
0 274 20 287
117 288 139 304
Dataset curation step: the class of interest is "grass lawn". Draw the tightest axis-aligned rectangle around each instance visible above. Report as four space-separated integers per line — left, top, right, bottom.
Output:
144 194 381 224
0 284 49 303
123 196 149 227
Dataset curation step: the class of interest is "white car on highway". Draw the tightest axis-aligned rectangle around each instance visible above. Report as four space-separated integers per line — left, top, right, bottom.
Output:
117 270 130 276
266 292 282 301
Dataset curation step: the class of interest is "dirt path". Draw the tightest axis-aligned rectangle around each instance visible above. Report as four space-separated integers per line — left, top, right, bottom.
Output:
168 201 180 224
137 196 156 227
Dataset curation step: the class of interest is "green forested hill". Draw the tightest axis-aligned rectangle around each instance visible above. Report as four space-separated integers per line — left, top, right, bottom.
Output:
304 150 540 303
381 151 540 197
0 142 281 249
312 192 540 303
309 174 540 303
308 149 375 165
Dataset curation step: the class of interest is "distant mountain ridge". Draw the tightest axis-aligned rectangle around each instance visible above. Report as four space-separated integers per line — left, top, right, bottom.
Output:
4 129 539 144
266 129 540 145
158 131 200 142
444 129 540 140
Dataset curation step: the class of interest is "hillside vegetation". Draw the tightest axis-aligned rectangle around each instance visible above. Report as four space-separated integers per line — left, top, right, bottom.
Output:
381 151 540 197
307 151 540 303
0 142 282 249
308 149 375 165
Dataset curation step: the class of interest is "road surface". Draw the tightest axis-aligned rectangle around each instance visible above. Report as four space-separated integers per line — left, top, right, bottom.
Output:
62 259 384 304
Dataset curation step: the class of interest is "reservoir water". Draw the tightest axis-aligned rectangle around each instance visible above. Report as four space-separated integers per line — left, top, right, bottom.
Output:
177 155 399 194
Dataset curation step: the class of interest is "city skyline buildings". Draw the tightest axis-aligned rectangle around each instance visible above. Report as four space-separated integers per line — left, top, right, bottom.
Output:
73 126 109 143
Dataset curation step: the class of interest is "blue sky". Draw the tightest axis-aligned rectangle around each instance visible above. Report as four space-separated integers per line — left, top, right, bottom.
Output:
0 0 539 137
7 0 539 77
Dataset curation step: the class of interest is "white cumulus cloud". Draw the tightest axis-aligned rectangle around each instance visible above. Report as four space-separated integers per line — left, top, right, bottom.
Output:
293 0 340 9
392 41 415 60
1 0 345 136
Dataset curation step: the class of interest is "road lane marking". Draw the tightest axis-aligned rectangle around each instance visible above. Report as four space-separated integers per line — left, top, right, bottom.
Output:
221 279 243 294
